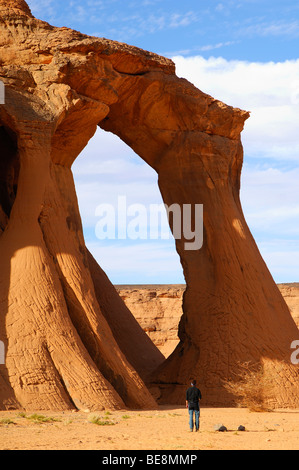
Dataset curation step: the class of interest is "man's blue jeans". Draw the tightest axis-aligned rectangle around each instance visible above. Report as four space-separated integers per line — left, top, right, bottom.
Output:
189 408 200 431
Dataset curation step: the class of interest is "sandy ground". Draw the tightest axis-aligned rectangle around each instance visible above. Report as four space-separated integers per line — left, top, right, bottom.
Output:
0 406 298 450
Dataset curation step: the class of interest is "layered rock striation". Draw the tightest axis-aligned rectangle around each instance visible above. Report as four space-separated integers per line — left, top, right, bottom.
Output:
277 284 299 329
116 285 185 358
117 284 299 358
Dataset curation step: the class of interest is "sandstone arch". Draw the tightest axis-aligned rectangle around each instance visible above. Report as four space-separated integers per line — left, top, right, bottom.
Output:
0 0 298 411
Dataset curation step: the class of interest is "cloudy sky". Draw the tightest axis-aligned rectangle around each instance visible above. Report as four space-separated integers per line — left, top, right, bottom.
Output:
27 0 299 285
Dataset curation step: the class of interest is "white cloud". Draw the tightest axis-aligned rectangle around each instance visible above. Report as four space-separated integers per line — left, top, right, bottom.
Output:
171 55 299 283
257 242 299 283
216 3 225 12
97 10 200 42
27 0 56 19
163 41 237 58
169 11 198 28
72 129 161 229
242 20 299 38
241 166 299 236
173 56 299 161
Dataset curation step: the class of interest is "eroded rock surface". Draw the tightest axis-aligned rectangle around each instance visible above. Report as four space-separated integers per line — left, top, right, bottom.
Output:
116 285 185 358
278 284 299 329
117 284 299 358
0 0 298 410
0 0 164 411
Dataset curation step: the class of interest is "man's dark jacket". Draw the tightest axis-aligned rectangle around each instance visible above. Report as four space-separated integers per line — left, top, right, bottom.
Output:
186 386 202 411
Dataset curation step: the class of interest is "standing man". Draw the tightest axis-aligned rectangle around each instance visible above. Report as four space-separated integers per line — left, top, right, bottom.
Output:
186 380 202 432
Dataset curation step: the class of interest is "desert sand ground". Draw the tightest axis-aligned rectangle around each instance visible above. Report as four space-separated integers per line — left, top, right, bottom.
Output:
0 406 298 450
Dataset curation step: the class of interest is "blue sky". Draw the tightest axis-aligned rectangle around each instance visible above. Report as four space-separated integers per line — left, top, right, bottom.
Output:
27 0 299 285
28 0 299 62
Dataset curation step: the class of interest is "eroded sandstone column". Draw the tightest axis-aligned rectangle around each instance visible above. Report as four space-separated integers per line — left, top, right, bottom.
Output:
0 3 161 409
101 72 299 407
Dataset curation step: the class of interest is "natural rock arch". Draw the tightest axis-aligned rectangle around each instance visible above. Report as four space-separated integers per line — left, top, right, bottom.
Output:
0 0 298 411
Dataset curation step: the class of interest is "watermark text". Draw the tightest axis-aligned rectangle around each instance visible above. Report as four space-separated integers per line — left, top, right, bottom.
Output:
291 340 299 365
0 341 5 365
0 80 4 104
95 196 203 251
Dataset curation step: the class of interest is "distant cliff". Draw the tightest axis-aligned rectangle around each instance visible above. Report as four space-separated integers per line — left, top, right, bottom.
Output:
116 284 299 358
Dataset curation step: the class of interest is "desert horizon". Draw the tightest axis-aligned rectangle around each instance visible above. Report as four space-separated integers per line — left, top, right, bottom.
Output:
114 282 299 288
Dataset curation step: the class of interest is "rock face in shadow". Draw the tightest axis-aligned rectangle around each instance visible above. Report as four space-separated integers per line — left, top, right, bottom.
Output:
0 0 298 410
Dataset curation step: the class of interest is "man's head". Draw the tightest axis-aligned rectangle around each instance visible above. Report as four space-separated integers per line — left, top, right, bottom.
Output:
191 380 196 386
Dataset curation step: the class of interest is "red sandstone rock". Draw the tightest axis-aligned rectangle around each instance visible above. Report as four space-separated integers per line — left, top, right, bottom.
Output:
0 0 298 410
277 284 299 329
116 284 299 358
116 286 185 358
0 0 163 411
